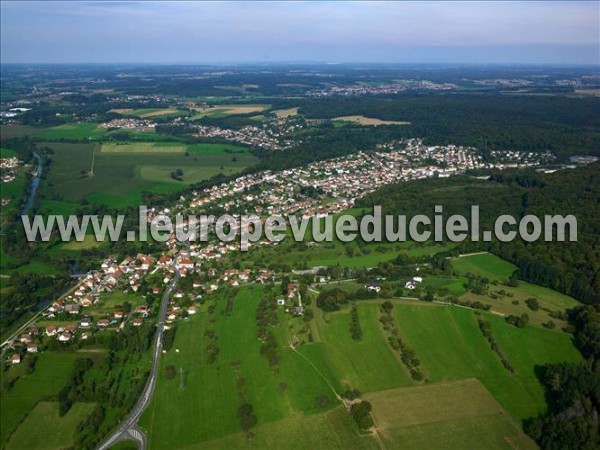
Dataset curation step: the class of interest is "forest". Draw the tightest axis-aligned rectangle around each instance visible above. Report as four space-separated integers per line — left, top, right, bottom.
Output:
358 164 600 306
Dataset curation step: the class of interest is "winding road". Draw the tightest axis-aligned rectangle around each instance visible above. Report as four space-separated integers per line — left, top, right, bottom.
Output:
97 269 180 450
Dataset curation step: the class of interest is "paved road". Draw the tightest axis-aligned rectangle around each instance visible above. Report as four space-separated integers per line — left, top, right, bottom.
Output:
97 269 180 450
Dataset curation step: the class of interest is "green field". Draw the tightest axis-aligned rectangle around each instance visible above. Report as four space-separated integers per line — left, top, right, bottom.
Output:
33 123 108 140
366 379 535 450
452 253 517 281
0 352 81 448
191 104 269 120
392 302 582 420
61 234 102 250
41 142 258 208
6 401 95 450
141 287 341 448
0 148 18 158
315 304 412 393
100 142 187 154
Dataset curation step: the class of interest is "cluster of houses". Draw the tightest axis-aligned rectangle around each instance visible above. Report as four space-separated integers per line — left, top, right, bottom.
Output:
191 123 294 151
100 117 156 130
310 80 455 97
1 156 21 183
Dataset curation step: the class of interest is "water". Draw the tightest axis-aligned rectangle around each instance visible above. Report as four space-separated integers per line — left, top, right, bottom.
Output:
21 151 42 215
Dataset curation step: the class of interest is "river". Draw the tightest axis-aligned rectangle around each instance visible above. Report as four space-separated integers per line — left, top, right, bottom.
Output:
21 151 42 215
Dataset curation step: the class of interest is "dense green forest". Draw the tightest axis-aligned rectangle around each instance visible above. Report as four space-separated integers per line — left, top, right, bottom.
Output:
358 164 600 305
296 95 600 159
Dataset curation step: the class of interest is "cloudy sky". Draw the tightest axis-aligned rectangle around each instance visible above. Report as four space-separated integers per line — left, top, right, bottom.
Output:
1 1 598 64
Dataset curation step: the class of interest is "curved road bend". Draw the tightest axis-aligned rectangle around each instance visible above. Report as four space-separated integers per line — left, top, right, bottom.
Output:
98 269 180 450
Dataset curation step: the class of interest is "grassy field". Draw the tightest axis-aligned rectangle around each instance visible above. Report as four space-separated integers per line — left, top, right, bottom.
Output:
392 302 582 420
100 142 187 154
33 123 108 140
141 287 339 448
452 253 517 281
41 141 258 208
196 406 377 450
331 115 411 126
110 108 184 118
0 351 80 448
273 107 299 118
5 401 95 450
366 379 535 450
0 147 18 158
191 104 269 120
315 304 412 393
61 234 102 250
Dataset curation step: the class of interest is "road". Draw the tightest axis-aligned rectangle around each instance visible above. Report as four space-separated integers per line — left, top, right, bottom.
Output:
97 269 180 450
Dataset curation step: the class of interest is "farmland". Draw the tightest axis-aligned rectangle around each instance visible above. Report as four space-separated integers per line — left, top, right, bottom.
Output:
331 115 411 126
40 141 258 208
191 104 269 120
100 142 187 154
366 379 535 450
0 351 81 448
5 401 95 450
140 266 582 449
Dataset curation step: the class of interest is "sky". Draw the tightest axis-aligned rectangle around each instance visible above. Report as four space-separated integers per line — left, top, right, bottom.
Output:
1 1 599 65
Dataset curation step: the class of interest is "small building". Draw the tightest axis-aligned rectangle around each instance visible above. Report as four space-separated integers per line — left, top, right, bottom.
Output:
114 311 124 319
27 343 38 353
45 326 57 337
11 354 21 364
132 318 143 327
58 333 71 342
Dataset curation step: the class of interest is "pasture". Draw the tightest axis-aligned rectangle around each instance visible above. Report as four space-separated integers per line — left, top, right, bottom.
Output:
5 401 95 450
40 141 258 208
273 107 300 118
100 142 187 154
452 252 517 281
331 115 411 126
392 302 581 420
191 104 269 120
110 108 184 118
33 123 108 140
0 351 80 448
366 379 535 450
141 287 339 448
315 304 412 393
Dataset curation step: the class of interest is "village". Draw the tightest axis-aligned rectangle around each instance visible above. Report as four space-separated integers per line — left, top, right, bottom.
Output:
3 138 553 364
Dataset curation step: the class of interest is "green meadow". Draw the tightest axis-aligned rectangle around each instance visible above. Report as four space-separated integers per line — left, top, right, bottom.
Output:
6 401 95 450
0 351 81 448
452 253 517 281
140 275 581 448
40 141 258 209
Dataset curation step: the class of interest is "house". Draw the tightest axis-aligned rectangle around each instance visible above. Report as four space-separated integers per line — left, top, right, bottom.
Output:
81 332 91 340
80 317 92 328
365 284 381 293
80 296 94 307
228 279 239 287
152 287 161 295
114 311 124 320
132 318 143 327
19 333 31 344
192 280 201 288
187 306 197 315
174 291 184 299
65 304 81 315
27 343 38 353
97 319 109 328
293 306 305 316
58 333 71 342
45 326 57 337
136 305 148 314
11 354 21 364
